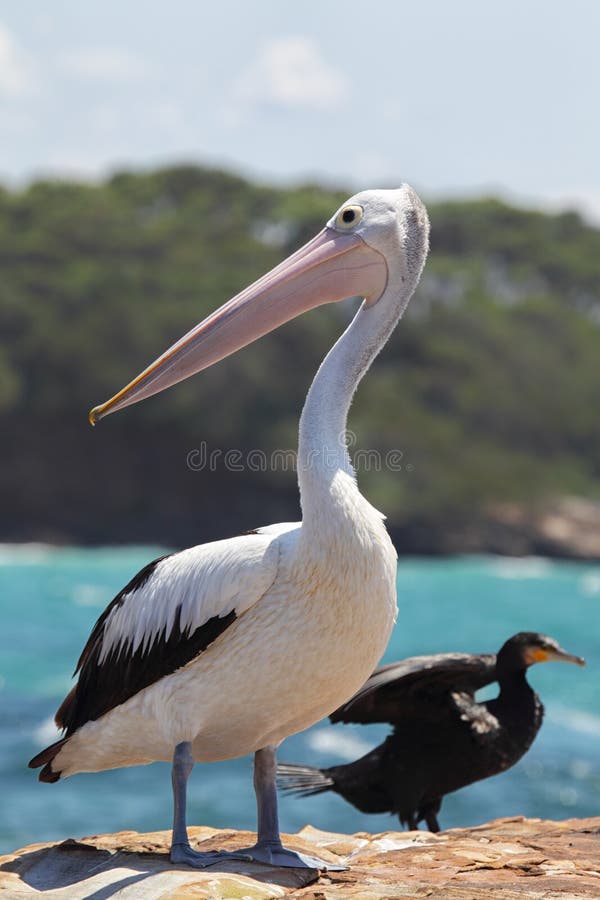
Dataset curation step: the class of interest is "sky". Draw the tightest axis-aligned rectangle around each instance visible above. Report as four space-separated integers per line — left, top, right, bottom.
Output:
1 0 598 219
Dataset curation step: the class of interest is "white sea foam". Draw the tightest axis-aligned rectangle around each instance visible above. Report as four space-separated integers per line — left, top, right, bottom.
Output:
0 543 57 565
569 759 592 780
32 716 61 748
549 706 600 737
486 557 553 580
559 786 578 807
306 727 371 761
579 571 600 597
72 583 111 607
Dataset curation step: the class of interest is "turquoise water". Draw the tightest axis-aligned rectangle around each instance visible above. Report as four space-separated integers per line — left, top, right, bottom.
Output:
1 546 599 855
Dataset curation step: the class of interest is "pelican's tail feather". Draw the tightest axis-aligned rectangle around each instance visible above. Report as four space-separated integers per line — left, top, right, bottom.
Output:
28 737 69 783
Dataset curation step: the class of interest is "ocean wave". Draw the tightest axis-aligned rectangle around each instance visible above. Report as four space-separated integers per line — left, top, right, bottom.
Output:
0 543 171 567
579 571 600 597
71 584 112 607
32 717 61 748
549 706 600 737
0 543 58 566
306 727 371 761
486 557 554 580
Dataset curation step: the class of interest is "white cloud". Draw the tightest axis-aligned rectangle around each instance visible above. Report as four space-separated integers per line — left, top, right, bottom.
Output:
233 36 346 111
0 22 36 98
60 47 151 82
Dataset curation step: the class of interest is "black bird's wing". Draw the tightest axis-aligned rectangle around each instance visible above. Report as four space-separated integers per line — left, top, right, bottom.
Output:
331 652 497 725
450 691 501 743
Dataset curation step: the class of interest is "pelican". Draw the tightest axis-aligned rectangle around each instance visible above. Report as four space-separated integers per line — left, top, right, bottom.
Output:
30 187 430 869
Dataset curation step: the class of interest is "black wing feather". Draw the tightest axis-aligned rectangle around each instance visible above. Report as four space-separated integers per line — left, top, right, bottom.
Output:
331 652 497 725
54 553 237 734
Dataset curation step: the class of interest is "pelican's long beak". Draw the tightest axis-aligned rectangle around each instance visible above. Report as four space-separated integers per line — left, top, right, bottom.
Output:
89 228 387 424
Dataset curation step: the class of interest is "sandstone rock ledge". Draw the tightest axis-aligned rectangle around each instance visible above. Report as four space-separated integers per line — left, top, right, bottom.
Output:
1 817 599 899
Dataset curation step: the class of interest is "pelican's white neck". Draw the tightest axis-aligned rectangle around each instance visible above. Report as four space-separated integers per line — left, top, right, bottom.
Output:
297 283 408 524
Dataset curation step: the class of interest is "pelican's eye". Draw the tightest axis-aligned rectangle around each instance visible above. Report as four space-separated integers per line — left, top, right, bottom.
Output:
334 204 363 230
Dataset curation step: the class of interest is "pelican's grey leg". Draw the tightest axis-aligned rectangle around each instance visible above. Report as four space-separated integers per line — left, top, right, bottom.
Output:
169 742 343 870
238 745 346 869
171 741 193 850
170 741 251 867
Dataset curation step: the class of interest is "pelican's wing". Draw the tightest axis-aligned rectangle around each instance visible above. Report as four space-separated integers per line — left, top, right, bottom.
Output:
54 526 297 736
330 652 497 726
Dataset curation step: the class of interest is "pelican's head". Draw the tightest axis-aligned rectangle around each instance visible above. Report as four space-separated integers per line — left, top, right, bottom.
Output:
90 186 429 424
327 186 429 299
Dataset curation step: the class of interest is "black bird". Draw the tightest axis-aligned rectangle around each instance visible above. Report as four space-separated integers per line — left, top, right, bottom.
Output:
278 633 584 832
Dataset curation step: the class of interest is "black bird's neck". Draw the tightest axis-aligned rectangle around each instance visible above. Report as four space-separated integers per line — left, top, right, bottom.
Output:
495 666 543 739
497 666 532 701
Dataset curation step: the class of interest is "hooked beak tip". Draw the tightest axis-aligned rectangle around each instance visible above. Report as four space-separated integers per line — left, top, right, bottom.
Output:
85 228 387 423
558 650 586 667
89 406 101 427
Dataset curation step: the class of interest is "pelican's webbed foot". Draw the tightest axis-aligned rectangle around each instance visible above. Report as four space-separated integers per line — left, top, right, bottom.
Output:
170 743 346 872
170 839 344 870
170 842 251 868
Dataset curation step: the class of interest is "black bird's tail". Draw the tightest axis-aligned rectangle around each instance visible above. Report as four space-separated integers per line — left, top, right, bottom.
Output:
277 762 334 797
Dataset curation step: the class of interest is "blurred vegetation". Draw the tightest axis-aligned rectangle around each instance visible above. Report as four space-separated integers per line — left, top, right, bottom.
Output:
0 165 598 551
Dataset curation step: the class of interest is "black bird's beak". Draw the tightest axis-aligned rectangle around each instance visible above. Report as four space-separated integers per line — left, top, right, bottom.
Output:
528 645 585 667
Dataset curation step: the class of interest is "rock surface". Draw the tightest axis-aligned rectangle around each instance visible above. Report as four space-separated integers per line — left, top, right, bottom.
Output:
1 817 599 899
481 497 600 559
